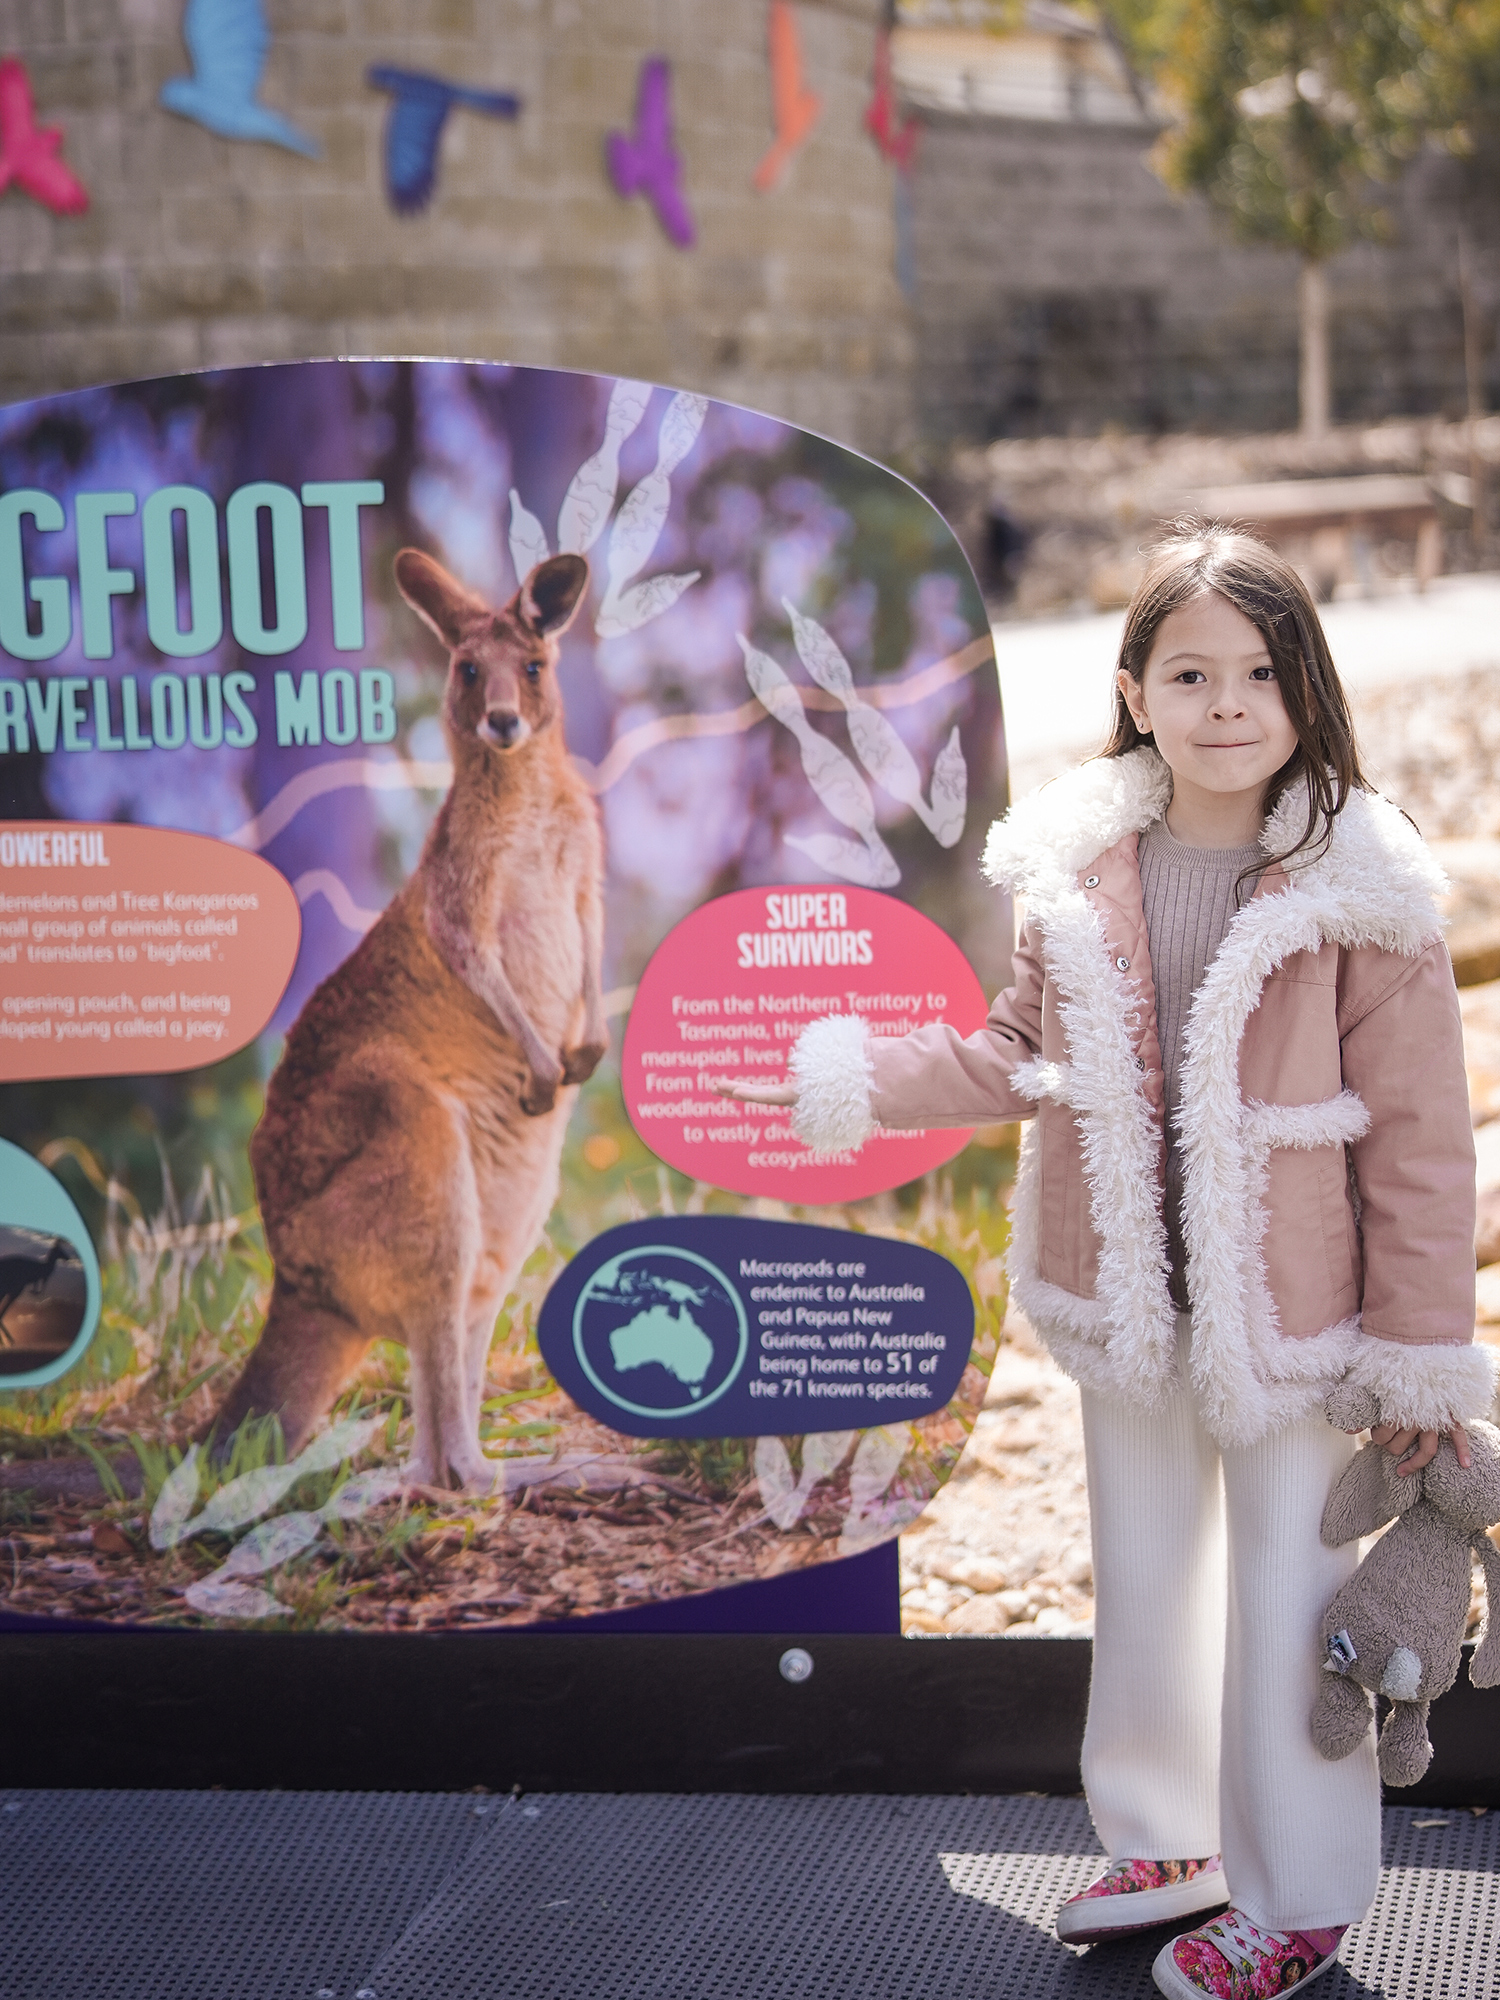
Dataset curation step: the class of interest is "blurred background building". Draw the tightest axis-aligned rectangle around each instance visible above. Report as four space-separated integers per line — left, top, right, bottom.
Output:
0 0 914 456
7 1 1500 457
899 1 1499 439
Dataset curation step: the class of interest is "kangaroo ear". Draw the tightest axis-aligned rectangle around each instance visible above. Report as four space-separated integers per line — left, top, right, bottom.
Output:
520 554 590 637
394 549 485 648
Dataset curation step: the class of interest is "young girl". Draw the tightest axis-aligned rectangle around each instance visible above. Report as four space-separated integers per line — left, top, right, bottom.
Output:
723 526 1496 1998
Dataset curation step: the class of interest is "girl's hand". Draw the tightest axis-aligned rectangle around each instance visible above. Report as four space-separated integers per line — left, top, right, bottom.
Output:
715 1079 798 1107
1365 1419 1471 1475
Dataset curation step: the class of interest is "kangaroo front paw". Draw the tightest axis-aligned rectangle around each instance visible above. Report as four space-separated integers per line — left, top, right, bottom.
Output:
561 1041 607 1086
520 1069 561 1116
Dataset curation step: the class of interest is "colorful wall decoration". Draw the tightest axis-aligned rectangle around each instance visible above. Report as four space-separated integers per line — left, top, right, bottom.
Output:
865 26 919 171
366 68 522 215
159 0 320 158
753 1 824 194
606 57 696 249
17 7 917 245
0 58 89 216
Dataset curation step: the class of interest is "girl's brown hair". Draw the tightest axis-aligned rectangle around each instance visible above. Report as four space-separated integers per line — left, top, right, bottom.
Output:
1104 522 1367 875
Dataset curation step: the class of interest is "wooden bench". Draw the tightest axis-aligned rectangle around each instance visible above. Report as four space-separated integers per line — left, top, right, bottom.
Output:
1185 474 1450 600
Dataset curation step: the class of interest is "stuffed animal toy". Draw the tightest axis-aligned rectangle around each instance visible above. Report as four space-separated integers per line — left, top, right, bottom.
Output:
1312 1383 1500 1786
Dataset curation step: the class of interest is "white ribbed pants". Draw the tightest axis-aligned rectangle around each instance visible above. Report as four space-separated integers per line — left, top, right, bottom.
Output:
1077 1318 1381 1933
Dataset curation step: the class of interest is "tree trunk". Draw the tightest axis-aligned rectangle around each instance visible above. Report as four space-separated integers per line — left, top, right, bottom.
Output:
1458 228 1488 548
1299 258 1330 439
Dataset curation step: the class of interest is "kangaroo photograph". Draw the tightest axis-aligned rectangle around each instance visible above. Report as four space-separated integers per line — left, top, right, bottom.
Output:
217 548 606 1492
0 360 1005 1632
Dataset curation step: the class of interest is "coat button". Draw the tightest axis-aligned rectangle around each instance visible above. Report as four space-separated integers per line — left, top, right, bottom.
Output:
1116 955 1130 970
1135 1056 1146 1071
1084 875 1100 888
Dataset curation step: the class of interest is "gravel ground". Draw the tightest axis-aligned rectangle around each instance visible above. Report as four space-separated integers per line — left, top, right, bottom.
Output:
899 1315 1090 1637
934 416 1500 619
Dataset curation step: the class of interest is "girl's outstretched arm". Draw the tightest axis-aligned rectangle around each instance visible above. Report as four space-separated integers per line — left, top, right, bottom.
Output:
720 918 1049 1152
719 1079 796 1106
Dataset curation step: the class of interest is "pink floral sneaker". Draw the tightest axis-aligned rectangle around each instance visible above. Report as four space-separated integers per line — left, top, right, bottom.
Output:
1055 1855 1227 1945
1152 1908 1347 1998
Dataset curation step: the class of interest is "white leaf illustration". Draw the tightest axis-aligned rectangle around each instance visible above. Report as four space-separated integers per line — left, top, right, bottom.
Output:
508 489 551 581
179 1416 385 1540
163 1420 398 1622
594 569 701 638
800 1430 856 1485
180 1511 326 1621
216 1510 326 1577
928 726 968 848
149 1445 202 1551
557 378 653 555
755 1436 803 1530
785 600 967 848
740 636 901 887
658 390 708 467
182 1578 282 1620
186 1463 303 1537
595 391 707 636
756 1430 856 1531
784 832 901 889
847 1425 909 1515
320 1467 404 1521
293 1414 388 1478
838 1424 917 1557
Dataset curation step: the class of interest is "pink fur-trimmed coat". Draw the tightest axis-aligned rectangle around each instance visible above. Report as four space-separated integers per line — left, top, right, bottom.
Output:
789 749 1496 1445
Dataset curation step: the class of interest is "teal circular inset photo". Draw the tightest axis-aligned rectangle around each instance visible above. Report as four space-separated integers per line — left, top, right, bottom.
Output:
0 1139 101 1389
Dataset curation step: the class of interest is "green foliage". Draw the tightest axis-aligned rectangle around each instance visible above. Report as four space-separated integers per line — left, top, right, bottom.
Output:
1409 0 1500 167
1155 0 1444 261
647 1436 754 1498
1099 0 1191 77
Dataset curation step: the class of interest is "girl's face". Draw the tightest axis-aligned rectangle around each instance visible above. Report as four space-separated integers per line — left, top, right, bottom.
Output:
1118 591 1298 807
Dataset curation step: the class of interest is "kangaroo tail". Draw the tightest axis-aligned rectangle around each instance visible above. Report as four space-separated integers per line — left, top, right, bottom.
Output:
207 1278 369 1461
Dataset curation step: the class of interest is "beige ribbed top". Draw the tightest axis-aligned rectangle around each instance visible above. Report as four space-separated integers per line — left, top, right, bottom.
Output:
1137 817 1263 1306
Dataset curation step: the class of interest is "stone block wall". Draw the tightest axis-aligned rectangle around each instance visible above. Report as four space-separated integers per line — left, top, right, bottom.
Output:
907 110 1498 440
0 0 914 457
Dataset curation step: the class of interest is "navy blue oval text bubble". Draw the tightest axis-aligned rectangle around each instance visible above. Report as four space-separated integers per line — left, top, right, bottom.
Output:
537 1217 974 1439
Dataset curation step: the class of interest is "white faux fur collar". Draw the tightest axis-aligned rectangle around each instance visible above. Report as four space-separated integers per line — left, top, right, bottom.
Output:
983 748 1445 957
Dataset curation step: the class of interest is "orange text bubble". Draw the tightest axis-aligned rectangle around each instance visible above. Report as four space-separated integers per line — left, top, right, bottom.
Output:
0 821 300 1081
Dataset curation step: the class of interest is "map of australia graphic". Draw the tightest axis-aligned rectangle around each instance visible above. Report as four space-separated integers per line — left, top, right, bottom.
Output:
609 1304 715 1394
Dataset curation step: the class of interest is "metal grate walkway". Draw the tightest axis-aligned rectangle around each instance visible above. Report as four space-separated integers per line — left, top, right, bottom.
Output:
2 1789 1495 1999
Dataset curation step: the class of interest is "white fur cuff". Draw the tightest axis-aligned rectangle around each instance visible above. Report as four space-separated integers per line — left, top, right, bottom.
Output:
789 1013 876 1156
1345 1337 1500 1432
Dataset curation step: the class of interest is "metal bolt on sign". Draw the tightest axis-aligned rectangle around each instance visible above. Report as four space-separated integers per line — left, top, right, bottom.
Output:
779 1647 815 1684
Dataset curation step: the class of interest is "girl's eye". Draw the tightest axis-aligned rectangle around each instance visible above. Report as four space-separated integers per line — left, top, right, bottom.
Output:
1174 670 1205 684
458 660 478 686
526 659 544 682
1250 665 1276 680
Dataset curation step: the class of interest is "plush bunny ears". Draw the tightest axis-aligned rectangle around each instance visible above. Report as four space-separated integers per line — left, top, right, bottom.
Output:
1325 1381 1383 1434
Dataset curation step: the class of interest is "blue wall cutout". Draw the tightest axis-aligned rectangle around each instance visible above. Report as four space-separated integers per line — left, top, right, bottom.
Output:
160 0 320 158
367 68 522 215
